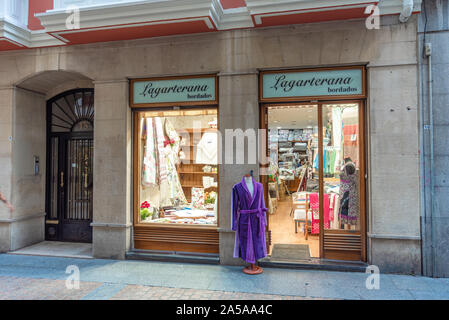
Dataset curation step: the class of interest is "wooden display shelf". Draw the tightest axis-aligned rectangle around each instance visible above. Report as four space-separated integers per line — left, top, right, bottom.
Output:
182 184 217 189
179 171 218 175
178 128 218 206
182 128 217 133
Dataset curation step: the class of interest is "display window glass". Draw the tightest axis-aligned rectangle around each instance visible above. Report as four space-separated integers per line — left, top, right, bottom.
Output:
136 108 218 226
322 103 361 231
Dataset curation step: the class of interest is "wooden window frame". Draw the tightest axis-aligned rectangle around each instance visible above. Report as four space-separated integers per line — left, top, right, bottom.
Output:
132 106 220 254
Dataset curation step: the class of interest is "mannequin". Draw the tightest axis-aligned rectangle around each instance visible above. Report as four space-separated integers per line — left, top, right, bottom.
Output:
243 173 261 274
232 171 267 275
339 159 359 230
245 175 254 198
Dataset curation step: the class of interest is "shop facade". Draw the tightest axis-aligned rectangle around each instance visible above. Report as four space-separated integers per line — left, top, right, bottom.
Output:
259 66 368 262
0 9 422 273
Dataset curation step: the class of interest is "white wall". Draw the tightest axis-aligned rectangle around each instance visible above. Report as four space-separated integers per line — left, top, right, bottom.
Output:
0 0 28 28
53 0 147 9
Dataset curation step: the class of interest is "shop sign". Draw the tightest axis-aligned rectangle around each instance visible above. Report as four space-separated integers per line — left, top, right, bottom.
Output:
130 75 217 107
261 67 365 101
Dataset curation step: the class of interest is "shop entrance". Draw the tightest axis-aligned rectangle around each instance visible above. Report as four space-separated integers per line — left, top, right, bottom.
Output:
262 101 366 262
45 89 94 243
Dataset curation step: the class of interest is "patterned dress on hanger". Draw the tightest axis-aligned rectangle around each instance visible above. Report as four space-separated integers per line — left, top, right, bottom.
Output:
338 163 359 226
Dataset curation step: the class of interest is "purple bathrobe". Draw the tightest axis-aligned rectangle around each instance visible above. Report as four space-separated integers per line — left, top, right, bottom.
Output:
232 177 268 264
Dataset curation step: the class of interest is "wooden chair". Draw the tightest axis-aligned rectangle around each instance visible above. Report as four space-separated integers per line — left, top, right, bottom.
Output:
292 192 311 240
289 166 308 217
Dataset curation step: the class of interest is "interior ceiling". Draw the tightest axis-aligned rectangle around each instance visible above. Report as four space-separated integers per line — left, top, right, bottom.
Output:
268 104 357 129
16 71 92 94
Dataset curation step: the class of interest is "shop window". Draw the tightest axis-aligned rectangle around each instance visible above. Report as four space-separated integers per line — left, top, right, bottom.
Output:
136 108 218 226
322 103 361 231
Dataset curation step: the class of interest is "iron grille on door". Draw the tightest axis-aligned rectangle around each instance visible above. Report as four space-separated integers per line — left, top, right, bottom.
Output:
66 139 93 221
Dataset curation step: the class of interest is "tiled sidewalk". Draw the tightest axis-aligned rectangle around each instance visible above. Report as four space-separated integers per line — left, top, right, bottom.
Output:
0 254 448 300
110 285 314 300
0 276 310 300
0 276 101 300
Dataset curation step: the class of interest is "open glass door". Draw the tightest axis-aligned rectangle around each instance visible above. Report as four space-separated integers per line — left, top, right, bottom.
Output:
263 104 321 260
261 101 366 262
319 102 366 261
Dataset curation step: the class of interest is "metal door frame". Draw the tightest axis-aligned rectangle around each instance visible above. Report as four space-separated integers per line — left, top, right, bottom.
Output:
45 89 94 243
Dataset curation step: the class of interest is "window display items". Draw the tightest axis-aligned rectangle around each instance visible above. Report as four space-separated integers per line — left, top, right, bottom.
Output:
338 160 359 228
141 117 187 207
192 187 205 208
140 201 154 221
138 109 219 226
232 174 268 275
196 131 218 164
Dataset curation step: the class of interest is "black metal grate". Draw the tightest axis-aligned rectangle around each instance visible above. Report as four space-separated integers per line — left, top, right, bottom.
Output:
49 137 58 220
66 139 93 221
50 90 94 133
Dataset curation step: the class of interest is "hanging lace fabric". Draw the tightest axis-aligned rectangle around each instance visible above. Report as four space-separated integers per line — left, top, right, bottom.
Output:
155 117 168 183
142 117 158 186
164 118 187 204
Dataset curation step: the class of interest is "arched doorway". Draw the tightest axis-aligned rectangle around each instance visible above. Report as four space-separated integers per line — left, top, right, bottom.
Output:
45 89 94 243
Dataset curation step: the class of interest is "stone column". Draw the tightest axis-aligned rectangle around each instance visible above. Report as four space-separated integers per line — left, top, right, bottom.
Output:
0 87 14 252
368 65 421 274
92 80 132 259
0 87 46 252
218 72 260 265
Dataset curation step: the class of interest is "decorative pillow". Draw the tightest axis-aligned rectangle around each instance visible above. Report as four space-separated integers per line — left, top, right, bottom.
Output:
192 187 205 208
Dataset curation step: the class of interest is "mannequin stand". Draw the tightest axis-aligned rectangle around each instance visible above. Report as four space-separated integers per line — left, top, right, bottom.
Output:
240 171 264 275
243 263 263 275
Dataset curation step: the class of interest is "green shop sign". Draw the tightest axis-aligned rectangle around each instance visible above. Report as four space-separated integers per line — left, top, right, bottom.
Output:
261 67 365 101
130 75 217 108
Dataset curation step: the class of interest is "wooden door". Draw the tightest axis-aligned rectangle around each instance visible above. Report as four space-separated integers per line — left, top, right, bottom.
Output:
260 105 271 252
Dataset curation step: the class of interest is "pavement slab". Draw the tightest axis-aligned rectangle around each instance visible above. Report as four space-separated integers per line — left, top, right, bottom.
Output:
0 254 448 300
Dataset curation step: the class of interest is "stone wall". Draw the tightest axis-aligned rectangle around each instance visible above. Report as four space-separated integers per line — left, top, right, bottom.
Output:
0 88 46 251
418 0 449 278
0 15 422 273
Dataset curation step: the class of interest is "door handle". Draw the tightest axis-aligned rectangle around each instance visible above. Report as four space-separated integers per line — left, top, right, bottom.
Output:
60 172 64 188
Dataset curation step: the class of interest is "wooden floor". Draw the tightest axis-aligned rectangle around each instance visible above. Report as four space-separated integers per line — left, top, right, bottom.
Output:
268 196 319 258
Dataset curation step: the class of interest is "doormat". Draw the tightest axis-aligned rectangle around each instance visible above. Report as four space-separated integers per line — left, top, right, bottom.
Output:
270 244 311 261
